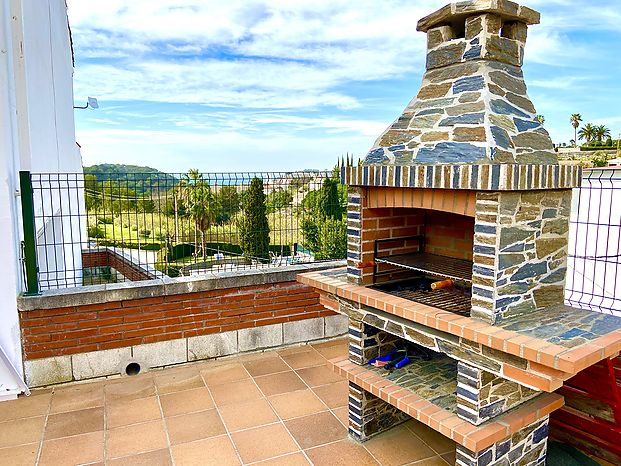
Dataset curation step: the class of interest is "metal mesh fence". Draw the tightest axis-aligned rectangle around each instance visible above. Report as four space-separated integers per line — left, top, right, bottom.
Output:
26 170 346 290
566 168 621 315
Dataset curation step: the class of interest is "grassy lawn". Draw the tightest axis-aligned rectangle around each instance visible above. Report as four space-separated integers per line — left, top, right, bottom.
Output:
88 208 306 251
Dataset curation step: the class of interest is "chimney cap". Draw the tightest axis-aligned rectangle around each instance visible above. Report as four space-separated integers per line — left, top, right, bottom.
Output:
417 0 540 32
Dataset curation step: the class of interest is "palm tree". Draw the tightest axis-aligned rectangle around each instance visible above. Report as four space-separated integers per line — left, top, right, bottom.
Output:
570 114 582 146
578 123 596 144
594 125 611 143
179 170 218 259
536 115 545 125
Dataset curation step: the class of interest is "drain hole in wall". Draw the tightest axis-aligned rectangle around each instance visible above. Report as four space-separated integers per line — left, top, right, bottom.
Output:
125 362 141 376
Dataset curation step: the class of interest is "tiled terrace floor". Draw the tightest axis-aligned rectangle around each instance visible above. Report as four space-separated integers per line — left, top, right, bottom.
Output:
0 338 456 466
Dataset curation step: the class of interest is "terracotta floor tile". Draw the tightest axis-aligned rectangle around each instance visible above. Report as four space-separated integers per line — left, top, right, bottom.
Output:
106 396 162 429
442 449 457 464
45 407 104 440
50 382 104 414
296 365 343 387
171 435 240 466
243 356 290 377
160 387 214 417
252 451 311 465
284 411 346 449
166 409 226 445
268 389 327 420
218 398 279 432
405 419 456 455
0 392 50 422
39 431 104 466
281 350 326 370
254 371 307 397
312 380 348 408
364 424 436 466
201 363 249 387
409 457 450 465
108 448 173 466
154 368 204 395
0 416 45 448
305 439 379 466
0 443 39 466
106 419 167 459
209 378 263 406
332 406 349 428
230 423 299 463
311 340 348 360
105 376 156 403
277 345 315 357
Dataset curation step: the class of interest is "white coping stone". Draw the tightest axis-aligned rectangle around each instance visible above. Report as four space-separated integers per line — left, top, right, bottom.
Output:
238 323 283 352
132 339 187 368
325 314 349 338
187 331 238 361
283 317 325 344
24 356 72 387
72 347 132 380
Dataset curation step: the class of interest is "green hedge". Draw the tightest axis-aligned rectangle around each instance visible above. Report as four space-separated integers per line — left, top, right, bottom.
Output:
168 242 291 261
580 142 618 152
96 240 162 251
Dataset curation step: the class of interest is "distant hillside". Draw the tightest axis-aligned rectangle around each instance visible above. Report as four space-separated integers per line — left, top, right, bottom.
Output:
84 164 178 193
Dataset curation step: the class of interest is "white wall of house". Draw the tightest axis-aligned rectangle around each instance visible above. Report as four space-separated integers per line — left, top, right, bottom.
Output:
0 0 82 394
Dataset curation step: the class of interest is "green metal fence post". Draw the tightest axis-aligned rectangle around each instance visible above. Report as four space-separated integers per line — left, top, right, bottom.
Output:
19 171 39 295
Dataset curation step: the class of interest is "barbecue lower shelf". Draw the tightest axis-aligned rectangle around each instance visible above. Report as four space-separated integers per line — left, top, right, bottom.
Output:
329 355 564 453
375 252 473 284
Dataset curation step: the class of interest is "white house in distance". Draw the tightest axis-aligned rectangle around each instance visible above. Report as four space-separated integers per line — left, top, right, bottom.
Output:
0 0 83 397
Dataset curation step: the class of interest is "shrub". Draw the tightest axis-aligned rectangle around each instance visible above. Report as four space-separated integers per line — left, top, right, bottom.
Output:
97 240 161 250
591 151 609 167
87 224 105 238
139 229 151 238
315 217 347 260
266 188 293 213
131 225 138 231
97 216 114 224
238 177 270 262
154 233 167 241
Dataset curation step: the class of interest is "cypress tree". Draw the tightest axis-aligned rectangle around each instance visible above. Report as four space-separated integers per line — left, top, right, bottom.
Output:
239 177 270 262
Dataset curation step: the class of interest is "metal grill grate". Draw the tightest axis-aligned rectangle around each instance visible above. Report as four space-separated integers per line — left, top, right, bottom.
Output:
375 281 471 317
375 252 473 284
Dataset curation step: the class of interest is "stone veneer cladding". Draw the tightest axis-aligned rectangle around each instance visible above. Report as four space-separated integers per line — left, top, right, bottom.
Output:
362 2 555 166
456 361 538 425
471 189 572 324
456 416 549 466
348 382 410 441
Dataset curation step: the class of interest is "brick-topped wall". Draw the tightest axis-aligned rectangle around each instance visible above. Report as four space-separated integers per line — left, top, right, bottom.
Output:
20 281 331 361
82 249 156 281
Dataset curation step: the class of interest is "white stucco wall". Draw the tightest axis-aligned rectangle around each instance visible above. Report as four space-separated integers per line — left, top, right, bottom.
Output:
0 0 82 391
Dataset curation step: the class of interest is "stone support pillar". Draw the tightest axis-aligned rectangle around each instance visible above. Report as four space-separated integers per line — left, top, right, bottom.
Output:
456 416 549 466
346 186 364 285
348 382 409 442
456 362 539 425
348 316 399 366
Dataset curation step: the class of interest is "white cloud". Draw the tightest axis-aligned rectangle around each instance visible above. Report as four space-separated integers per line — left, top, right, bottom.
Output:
77 127 370 172
68 0 621 167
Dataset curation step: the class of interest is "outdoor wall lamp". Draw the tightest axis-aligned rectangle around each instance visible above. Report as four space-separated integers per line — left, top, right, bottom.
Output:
74 97 99 109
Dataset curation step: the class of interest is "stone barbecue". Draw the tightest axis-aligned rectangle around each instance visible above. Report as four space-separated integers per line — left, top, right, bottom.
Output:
298 1 621 465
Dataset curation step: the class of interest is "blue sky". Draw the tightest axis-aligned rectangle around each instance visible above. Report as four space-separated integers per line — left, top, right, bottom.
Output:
67 0 621 173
